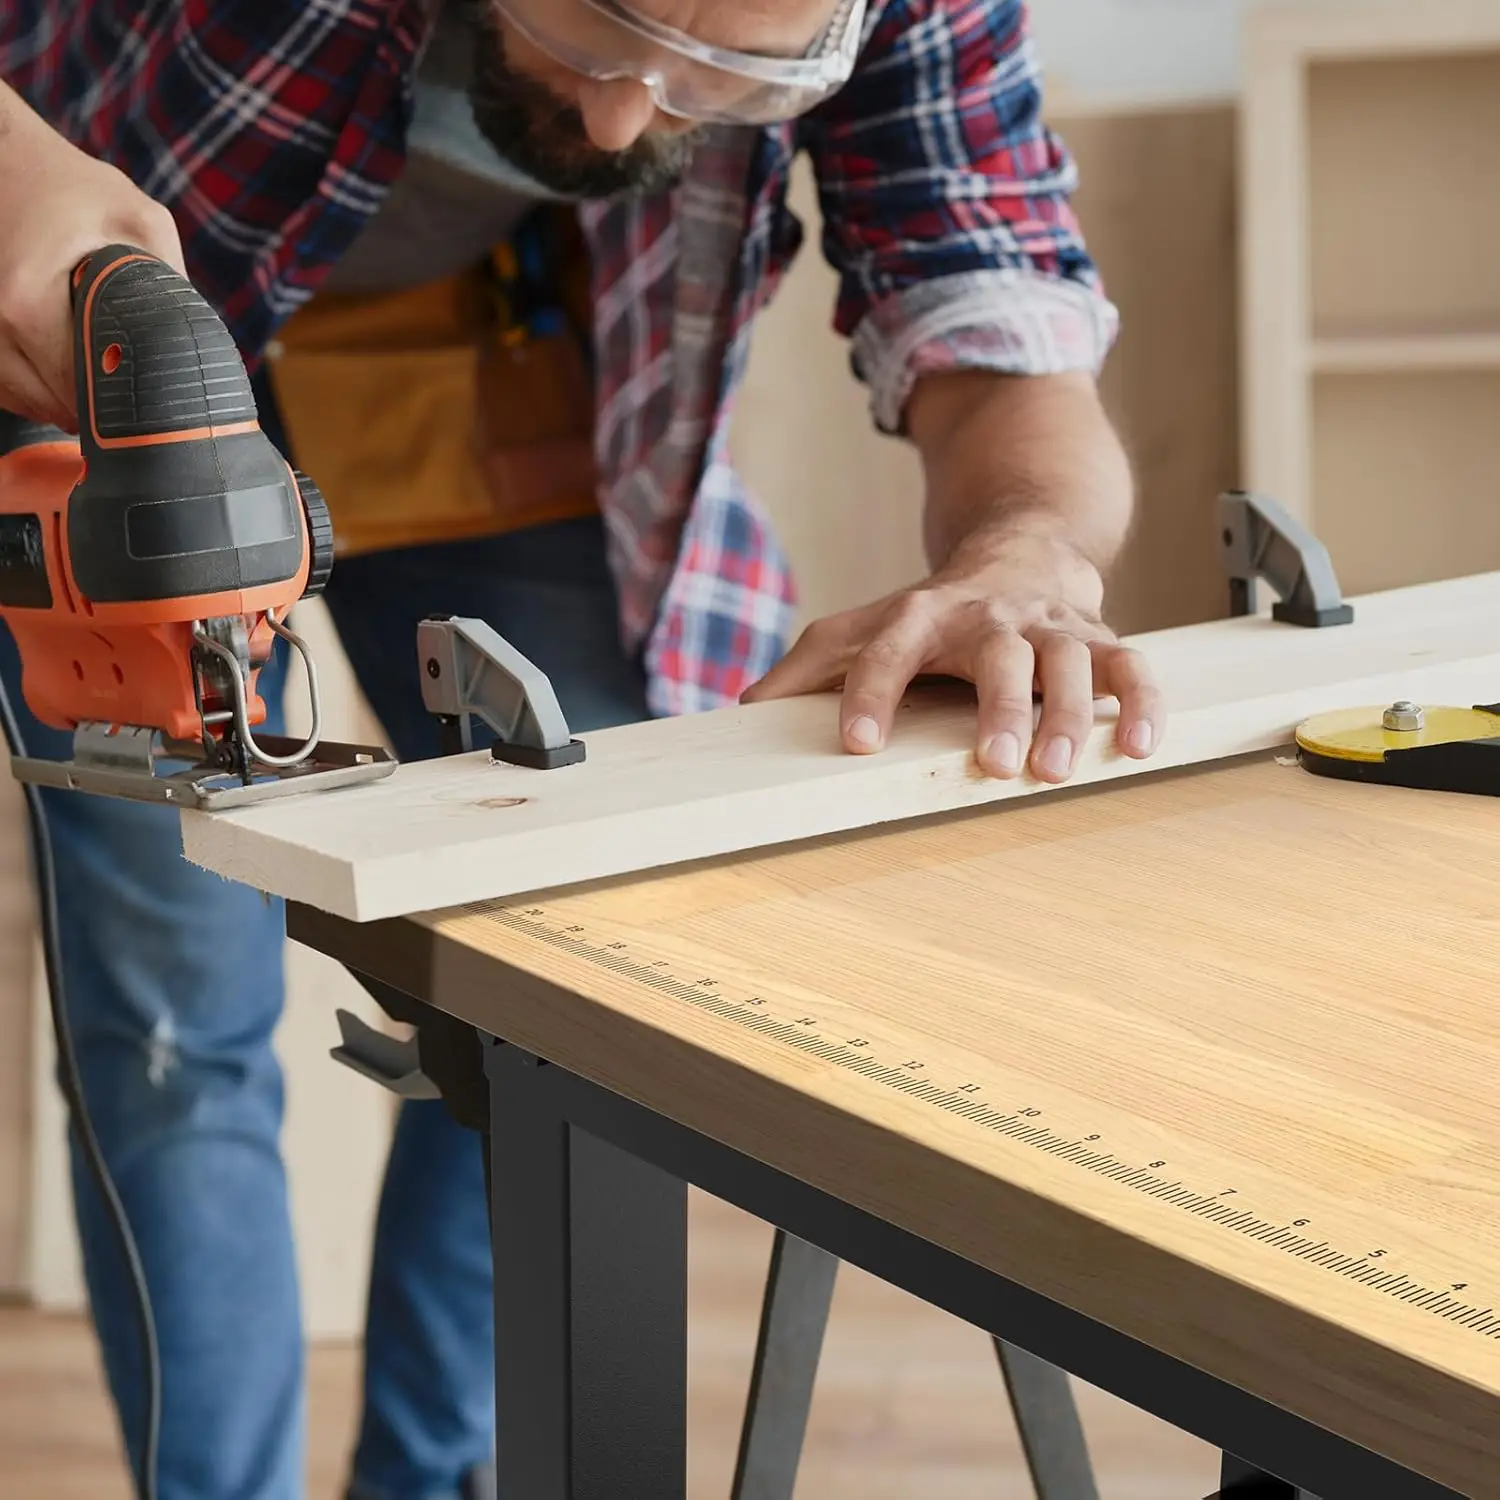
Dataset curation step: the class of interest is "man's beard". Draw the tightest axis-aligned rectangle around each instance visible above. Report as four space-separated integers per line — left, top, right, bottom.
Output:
464 2 701 198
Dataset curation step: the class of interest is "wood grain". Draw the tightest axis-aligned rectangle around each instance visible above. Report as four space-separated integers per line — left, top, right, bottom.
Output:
182 570 1500 923
346 752 1500 1495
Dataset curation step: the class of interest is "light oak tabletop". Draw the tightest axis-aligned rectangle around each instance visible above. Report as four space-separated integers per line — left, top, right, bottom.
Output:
296 749 1500 1496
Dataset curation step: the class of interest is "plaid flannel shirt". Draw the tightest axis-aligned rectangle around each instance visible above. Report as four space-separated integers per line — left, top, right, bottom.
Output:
0 0 1118 717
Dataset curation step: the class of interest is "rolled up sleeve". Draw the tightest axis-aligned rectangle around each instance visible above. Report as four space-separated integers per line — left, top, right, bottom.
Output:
800 0 1120 433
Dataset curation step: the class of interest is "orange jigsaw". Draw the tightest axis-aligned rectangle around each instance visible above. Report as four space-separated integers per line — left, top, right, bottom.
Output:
0 245 395 809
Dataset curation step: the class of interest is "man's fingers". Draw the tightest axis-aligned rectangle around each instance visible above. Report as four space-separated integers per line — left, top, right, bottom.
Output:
1028 628 1097 782
1094 642 1165 758
968 624 1035 778
837 596 938 754
0 344 70 430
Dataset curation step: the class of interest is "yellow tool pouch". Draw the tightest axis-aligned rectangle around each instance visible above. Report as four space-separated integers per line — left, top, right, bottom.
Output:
264 208 598 558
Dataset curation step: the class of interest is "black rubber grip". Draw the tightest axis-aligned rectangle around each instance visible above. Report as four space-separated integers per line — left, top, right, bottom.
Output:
71 246 258 439
65 245 305 604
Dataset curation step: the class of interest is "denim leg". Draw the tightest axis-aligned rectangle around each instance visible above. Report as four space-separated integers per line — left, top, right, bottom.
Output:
0 625 304 1500
321 518 650 1500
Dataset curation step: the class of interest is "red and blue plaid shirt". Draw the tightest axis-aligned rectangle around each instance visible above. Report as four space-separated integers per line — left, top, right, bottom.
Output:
1 0 1118 716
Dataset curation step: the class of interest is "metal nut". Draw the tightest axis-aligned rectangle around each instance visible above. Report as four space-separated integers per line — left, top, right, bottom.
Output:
1382 700 1424 733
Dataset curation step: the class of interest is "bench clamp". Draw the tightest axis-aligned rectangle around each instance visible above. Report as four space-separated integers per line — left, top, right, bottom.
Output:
1218 489 1353 628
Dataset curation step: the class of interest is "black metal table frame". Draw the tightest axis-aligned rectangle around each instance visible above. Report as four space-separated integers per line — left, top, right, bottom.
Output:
489 1031 1463 1500
319 942 1463 1500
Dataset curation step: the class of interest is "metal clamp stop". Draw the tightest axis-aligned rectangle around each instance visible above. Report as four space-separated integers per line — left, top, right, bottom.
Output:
330 616 588 1099
1218 489 1353 628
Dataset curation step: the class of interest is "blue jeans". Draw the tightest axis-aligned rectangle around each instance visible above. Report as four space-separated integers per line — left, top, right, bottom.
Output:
0 512 650 1499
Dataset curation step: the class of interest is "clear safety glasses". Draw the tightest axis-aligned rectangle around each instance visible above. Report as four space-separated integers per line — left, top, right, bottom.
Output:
490 0 868 124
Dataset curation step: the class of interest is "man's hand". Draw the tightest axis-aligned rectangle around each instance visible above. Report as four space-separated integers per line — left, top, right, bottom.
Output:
741 369 1165 782
0 79 185 430
742 523 1161 781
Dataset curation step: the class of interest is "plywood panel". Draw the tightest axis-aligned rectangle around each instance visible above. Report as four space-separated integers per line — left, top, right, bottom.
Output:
1311 370 1500 596
182 572 1500 923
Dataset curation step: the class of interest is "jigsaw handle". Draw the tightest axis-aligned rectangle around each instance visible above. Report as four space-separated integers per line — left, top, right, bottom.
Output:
71 245 259 443
65 244 332 607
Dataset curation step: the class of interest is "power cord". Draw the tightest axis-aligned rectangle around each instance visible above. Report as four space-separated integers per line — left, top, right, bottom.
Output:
0 674 161 1500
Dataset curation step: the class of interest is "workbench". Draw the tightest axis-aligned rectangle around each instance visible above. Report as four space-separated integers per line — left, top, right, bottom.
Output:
287 747 1500 1500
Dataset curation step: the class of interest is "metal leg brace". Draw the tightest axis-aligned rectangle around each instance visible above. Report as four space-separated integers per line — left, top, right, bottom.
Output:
994 1337 1100 1499
729 1229 1101 1500
730 1231 839 1500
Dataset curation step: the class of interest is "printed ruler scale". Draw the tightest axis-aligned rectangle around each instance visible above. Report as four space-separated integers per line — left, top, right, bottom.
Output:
479 902 1500 1345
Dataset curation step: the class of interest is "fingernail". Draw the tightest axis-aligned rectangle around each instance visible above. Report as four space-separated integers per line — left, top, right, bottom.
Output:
1127 720 1155 755
1039 736 1073 777
983 732 1022 774
846 715 882 751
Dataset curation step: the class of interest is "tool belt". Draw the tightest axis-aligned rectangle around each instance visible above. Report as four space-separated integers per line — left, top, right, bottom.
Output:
265 207 598 558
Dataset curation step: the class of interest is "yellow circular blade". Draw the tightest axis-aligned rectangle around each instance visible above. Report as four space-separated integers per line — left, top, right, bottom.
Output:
1294 704 1500 764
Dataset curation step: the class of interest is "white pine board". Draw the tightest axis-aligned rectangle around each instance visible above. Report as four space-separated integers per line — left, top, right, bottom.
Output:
180 572 1500 923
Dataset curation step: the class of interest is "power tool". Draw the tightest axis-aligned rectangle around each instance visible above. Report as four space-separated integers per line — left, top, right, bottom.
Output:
0 244 395 809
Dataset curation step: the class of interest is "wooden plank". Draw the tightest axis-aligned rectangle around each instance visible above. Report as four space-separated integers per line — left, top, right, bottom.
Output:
179 570 1500 923
343 752 1500 1495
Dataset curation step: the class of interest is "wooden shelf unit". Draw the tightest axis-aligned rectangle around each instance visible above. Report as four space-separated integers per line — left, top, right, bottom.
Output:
1240 2 1500 598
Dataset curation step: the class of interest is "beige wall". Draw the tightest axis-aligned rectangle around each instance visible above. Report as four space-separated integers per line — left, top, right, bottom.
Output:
0 98 1244 1332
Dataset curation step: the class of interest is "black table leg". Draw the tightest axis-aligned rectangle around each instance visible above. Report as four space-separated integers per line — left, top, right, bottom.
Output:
485 1039 688 1500
994 1337 1100 1499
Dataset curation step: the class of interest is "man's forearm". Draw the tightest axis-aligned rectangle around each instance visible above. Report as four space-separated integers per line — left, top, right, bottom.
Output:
904 369 1134 584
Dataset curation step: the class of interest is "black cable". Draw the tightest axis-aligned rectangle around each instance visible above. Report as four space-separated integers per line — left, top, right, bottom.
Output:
0 675 161 1500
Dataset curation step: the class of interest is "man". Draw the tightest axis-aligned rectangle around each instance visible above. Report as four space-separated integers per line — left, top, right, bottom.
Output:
0 2 1164 1497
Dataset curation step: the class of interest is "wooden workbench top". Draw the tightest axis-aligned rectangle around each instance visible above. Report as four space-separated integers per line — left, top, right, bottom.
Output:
300 750 1500 1495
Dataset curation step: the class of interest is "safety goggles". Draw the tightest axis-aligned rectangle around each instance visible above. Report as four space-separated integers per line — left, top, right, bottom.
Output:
490 0 868 124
